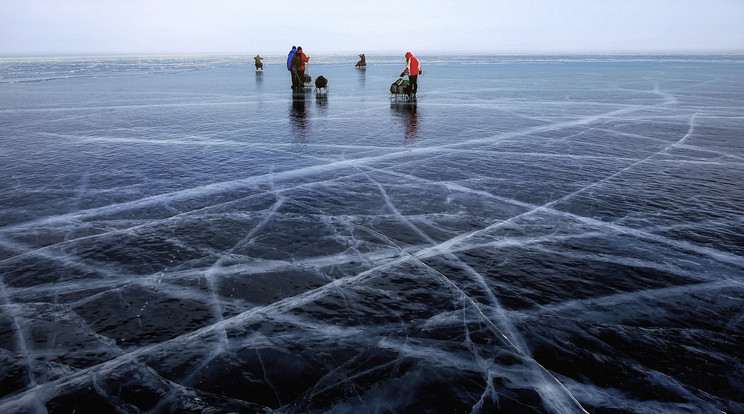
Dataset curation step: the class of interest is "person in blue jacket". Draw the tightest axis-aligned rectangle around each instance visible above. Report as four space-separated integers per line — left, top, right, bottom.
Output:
287 46 298 88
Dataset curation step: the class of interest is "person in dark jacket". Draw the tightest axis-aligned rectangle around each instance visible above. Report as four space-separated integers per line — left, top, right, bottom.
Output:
355 53 366 67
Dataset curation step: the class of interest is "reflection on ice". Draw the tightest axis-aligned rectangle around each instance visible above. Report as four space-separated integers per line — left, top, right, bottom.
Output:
1 55 743 413
290 97 310 146
391 102 419 145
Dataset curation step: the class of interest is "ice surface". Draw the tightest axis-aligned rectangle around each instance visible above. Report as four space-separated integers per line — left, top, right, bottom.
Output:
1 54 743 413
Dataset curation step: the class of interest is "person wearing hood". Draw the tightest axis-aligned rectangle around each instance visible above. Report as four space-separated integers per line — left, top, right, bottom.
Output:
294 47 309 87
254 54 264 70
400 52 422 98
287 46 298 88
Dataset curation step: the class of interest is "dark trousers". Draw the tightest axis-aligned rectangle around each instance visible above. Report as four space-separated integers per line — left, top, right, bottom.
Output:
408 75 418 96
291 71 300 89
297 69 305 84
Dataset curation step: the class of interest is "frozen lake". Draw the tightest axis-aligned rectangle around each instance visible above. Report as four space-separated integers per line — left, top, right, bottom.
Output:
1 54 743 413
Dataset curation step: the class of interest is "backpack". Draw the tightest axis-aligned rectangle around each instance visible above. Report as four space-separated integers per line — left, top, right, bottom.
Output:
315 75 328 88
291 53 303 71
390 78 410 94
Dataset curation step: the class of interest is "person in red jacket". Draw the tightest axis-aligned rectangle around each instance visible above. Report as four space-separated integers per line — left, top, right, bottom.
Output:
295 46 309 86
400 52 422 99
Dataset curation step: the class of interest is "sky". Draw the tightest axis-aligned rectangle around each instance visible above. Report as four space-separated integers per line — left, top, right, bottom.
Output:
1 0 743 56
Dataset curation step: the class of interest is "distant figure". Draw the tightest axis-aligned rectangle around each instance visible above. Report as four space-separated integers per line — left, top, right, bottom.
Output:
400 52 422 99
294 46 310 88
355 53 366 67
254 54 264 70
287 46 298 89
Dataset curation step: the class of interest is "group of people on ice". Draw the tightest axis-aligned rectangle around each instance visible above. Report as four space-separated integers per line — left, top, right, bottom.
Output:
286 46 310 91
254 48 423 99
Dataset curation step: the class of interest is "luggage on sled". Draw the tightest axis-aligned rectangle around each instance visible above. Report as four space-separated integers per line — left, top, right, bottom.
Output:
315 75 328 96
390 77 411 98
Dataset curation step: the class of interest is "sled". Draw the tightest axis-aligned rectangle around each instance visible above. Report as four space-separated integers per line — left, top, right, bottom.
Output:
315 75 328 96
390 77 412 101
